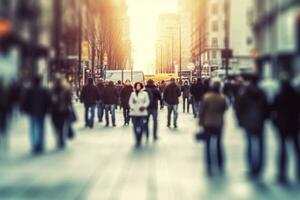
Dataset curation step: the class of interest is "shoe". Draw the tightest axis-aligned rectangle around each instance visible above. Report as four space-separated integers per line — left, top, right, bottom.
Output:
167 123 170 128
174 124 177 128
113 124 116 127
105 124 109 127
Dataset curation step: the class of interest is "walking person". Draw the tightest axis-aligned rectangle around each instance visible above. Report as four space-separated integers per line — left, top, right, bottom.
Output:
199 81 227 176
96 79 105 122
116 80 124 110
103 81 119 127
129 82 150 147
235 75 269 179
0 80 9 149
272 73 300 184
163 78 181 128
22 76 51 154
145 79 163 141
120 80 133 126
190 78 205 118
181 80 191 113
50 75 73 149
80 78 99 128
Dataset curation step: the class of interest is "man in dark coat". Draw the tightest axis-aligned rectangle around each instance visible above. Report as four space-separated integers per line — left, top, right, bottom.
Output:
145 79 163 140
163 78 181 128
103 81 119 127
272 76 300 183
120 80 133 126
96 79 105 122
80 78 99 128
23 76 51 154
190 78 205 118
181 80 191 113
235 75 269 178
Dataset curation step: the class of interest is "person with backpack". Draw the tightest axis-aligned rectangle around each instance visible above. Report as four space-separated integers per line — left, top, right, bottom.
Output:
129 82 150 148
163 78 181 128
80 78 100 128
145 79 163 141
103 81 119 127
235 75 269 179
120 80 134 126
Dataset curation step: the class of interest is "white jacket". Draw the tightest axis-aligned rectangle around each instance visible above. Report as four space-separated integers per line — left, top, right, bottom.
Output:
129 90 150 116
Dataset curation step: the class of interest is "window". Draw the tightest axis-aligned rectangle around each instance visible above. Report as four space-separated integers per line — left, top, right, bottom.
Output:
212 4 218 15
212 50 217 59
212 21 218 32
212 38 218 47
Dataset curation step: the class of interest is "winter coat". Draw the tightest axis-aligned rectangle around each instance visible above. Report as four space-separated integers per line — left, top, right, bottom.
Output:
80 83 99 105
181 84 190 98
145 85 163 111
235 84 269 133
200 92 227 129
96 83 105 102
23 85 51 117
120 85 133 109
272 82 300 136
102 85 119 105
163 83 181 105
190 82 205 102
129 90 150 117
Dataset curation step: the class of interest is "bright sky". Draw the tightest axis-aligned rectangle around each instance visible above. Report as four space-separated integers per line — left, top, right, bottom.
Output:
126 0 178 74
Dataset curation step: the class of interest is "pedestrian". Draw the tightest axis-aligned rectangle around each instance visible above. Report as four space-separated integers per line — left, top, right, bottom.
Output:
235 75 269 179
190 78 205 118
159 80 166 95
199 81 227 176
145 79 163 141
116 80 124 110
103 81 119 127
50 74 73 149
22 76 51 154
80 78 99 128
120 80 133 126
181 80 191 113
0 79 9 149
129 82 150 148
271 73 300 184
163 78 181 128
96 79 105 122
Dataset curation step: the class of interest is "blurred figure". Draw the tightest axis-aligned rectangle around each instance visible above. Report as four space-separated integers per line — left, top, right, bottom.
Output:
199 81 227 176
163 78 181 128
181 80 191 113
116 80 124 110
191 78 205 118
159 80 166 95
50 75 73 149
235 75 269 178
80 78 99 128
23 76 51 154
129 82 150 148
96 79 105 122
223 79 235 105
0 79 9 149
145 79 163 141
120 80 133 126
272 74 300 184
103 81 119 127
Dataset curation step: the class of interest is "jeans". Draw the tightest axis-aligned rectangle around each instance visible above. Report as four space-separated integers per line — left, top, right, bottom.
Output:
277 133 300 181
30 115 45 153
183 97 190 113
167 105 178 127
132 116 147 147
123 107 130 125
145 110 158 140
245 130 264 177
97 101 104 122
204 127 224 175
105 105 116 126
84 104 96 128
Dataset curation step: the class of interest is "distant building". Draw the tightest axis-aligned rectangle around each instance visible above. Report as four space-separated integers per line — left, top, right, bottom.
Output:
251 0 300 77
156 14 179 74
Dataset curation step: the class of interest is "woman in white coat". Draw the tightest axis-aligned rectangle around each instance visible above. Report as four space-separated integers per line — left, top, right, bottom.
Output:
129 82 150 147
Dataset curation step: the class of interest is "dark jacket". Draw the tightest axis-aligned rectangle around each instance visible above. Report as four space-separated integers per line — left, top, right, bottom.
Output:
190 82 205 101
163 83 181 105
120 85 133 108
23 85 51 117
181 84 190 98
80 83 99 105
235 84 269 133
272 82 300 136
103 85 119 105
145 85 163 111
96 83 105 102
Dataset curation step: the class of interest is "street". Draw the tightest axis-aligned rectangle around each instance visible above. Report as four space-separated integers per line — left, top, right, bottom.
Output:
0 103 300 200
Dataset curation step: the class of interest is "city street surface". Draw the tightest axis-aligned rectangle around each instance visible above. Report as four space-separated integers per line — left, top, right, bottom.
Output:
0 102 300 200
